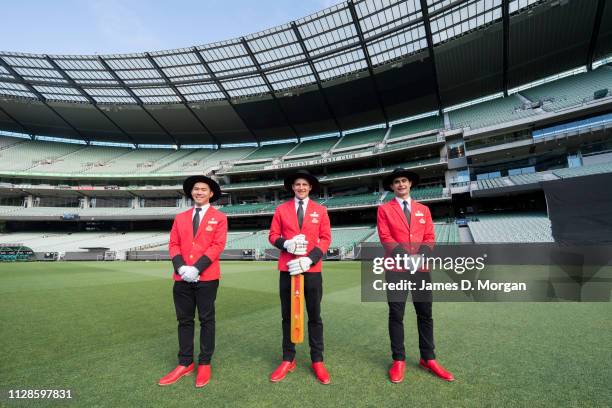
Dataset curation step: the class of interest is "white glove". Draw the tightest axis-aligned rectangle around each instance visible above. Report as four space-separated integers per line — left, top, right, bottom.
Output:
287 257 313 275
180 266 200 283
407 255 423 273
283 234 308 256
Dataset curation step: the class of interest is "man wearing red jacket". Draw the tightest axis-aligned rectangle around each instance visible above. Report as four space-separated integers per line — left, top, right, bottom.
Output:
268 170 332 384
377 168 454 383
159 175 227 388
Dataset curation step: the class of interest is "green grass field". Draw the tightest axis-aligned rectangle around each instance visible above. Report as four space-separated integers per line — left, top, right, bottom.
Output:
1 261 611 407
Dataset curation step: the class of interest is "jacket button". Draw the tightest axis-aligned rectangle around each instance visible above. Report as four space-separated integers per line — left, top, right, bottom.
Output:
189 255 193 259
192 241 195 245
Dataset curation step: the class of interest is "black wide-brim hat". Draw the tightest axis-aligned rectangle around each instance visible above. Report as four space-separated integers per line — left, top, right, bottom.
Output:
283 169 320 194
383 168 420 191
183 175 222 203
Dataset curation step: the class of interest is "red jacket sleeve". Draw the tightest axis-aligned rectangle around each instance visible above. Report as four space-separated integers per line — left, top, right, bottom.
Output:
268 207 284 249
423 207 435 244
418 206 436 256
169 217 181 257
317 207 331 253
204 214 227 262
169 216 185 272
377 206 397 250
305 206 331 264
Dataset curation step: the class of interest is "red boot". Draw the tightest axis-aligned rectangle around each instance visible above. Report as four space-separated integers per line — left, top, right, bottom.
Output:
389 360 405 383
196 364 211 388
311 362 331 385
158 363 194 386
419 359 454 382
270 360 296 382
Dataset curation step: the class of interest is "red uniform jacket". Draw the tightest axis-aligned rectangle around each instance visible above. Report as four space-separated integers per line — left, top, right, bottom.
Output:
377 198 435 272
268 199 331 272
169 206 228 281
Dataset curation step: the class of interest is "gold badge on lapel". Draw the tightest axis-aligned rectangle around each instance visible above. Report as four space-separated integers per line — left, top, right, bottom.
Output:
208 217 218 224
415 210 424 217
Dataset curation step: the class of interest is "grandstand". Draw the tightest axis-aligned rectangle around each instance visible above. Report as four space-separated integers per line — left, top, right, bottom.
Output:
0 0 610 259
0 64 608 181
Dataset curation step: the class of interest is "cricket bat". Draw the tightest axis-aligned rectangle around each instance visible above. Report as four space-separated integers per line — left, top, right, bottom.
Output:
290 274 305 344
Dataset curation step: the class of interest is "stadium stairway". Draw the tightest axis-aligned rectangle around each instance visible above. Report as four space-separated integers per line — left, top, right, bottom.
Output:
458 227 474 243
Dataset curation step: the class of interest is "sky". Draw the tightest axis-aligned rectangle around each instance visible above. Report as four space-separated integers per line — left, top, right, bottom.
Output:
0 0 343 55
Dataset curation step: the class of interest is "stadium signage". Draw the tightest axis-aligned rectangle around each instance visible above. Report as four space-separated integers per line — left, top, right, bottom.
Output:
265 152 368 169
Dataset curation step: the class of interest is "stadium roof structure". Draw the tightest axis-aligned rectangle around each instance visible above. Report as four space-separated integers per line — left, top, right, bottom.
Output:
0 0 610 147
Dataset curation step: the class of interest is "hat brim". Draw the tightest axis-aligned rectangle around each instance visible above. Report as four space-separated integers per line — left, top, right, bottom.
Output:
183 175 222 203
383 171 420 191
283 172 320 194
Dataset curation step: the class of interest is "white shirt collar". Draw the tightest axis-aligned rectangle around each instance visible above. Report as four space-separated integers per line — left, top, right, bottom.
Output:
294 196 309 211
192 203 210 219
395 196 411 210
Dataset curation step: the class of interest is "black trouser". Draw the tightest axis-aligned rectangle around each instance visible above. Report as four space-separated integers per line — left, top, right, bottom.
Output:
385 271 435 361
173 280 219 366
279 272 324 362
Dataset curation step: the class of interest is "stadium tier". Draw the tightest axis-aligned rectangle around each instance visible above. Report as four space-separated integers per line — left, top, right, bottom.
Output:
324 192 384 208
0 139 83 171
379 135 442 153
472 160 612 193
334 128 387 150
552 161 612 179
0 144 255 176
223 230 270 250
0 231 169 252
387 116 444 140
468 213 554 243
507 172 551 185
476 177 510 190
242 143 294 161
218 202 274 215
287 137 339 157
0 186 449 220
1 224 467 254
0 65 609 179
434 223 460 244
521 66 612 111
448 94 538 130
361 223 460 244
383 185 445 201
